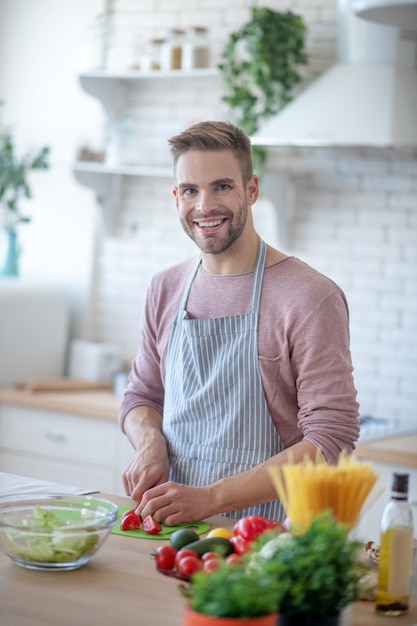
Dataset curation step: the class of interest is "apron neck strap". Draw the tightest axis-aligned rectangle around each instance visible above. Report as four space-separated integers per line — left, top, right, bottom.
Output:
180 237 266 313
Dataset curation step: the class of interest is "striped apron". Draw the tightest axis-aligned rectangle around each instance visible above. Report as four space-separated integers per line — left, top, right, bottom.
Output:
162 238 285 520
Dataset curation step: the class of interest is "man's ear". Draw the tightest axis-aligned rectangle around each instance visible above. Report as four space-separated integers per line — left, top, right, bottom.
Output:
172 186 179 209
247 174 259 205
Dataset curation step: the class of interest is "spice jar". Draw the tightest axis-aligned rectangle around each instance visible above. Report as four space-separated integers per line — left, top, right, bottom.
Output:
160 29 185 70
182 27 210 70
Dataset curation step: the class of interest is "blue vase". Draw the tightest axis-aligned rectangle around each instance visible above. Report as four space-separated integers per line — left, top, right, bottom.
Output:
0 228 19 276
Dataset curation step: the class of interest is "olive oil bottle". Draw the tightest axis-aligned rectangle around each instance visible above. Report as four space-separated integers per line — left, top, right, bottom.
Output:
376 473 414 616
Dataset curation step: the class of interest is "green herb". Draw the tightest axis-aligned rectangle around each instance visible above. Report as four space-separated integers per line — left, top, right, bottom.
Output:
1 505 99 563
183 557 280 618
252 511 369 618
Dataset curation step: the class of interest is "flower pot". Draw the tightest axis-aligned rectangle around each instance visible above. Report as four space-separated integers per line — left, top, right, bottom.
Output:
277 613 340 626
184 608 278 626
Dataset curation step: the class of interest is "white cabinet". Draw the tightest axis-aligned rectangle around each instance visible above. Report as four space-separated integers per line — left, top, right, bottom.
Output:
73 68 221 232
0 404 134 496
353 460 417 543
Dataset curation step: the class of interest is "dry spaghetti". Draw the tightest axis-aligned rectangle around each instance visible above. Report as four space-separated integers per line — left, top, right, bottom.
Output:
268 452 379 530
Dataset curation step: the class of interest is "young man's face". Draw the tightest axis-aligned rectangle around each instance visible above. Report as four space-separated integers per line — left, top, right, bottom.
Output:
173 149 258 255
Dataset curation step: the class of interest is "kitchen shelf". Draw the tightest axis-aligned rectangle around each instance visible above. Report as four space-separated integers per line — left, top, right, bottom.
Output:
78 68 220 105
79 67 220 80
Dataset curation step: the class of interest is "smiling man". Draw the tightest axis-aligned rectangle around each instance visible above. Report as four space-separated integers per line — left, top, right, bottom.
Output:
119 120 359 525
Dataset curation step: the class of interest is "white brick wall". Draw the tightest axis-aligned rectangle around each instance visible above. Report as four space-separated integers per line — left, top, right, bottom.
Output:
87 0 417 424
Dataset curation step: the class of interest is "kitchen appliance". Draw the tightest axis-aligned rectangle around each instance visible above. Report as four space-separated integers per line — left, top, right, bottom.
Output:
252 0 417 147
68 339 122 383
0 281 68 387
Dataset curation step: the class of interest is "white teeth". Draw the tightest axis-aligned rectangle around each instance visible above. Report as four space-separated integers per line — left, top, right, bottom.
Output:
198 220 222 228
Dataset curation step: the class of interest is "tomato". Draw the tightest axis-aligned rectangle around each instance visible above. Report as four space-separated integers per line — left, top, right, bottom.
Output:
142 514 162 534
226 553 243 566
203 557 221 572
155 545 177 571
120 512 142 531
206 527 233 540
229 534 251 555
177 555 202 576
121 508 137 522
174 548 199 568
201 551 223 562
232 515 269 542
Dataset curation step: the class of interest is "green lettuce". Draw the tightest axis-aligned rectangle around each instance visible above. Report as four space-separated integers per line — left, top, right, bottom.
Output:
1 505 99 563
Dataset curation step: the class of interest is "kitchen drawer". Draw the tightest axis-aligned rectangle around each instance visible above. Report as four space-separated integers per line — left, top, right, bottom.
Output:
0 404 117 466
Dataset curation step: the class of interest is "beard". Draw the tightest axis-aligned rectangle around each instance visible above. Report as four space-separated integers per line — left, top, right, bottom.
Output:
180 201 248 255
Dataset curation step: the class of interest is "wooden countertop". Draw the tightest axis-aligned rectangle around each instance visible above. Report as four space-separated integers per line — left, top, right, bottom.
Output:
1 492 416 626
356 432 417 467
0 387 121 421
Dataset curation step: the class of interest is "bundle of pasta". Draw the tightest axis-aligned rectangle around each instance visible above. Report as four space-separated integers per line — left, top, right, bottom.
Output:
268 453 379 530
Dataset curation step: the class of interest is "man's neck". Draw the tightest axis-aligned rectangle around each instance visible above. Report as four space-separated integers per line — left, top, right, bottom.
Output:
200 233 260 275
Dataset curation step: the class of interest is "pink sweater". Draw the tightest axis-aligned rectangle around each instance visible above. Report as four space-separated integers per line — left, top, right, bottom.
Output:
119 255 360 463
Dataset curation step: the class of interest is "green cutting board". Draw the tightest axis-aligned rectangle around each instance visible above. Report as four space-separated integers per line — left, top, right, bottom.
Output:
111 506 210 540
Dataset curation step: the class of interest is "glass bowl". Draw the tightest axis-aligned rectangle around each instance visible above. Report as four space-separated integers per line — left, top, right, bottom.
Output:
0 494 118 571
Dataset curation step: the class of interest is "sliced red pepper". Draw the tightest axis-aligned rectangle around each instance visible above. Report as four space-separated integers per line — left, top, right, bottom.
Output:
120 512 142 531
142 514 162 534
230 534 251 555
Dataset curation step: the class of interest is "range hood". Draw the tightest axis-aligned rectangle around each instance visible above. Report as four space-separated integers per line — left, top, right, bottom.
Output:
252 0 417 147
354 0 417 29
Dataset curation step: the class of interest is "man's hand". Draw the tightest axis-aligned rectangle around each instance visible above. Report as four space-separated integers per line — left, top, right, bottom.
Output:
122 406 170 503
122 438 170 503
137 482 214 526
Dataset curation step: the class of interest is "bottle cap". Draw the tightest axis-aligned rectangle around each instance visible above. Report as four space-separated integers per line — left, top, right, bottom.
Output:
392 473 409 496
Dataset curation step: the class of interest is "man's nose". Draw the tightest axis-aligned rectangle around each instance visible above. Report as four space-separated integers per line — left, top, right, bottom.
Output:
196 190 212 211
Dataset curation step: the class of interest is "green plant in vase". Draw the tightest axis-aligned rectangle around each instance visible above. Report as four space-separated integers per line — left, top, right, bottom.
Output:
0 105 50 276
218 6 307 175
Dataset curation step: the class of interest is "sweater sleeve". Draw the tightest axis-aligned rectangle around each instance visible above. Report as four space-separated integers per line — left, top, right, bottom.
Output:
289 289 360 462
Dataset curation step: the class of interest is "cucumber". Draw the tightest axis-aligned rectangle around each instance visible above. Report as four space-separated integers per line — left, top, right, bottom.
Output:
183 537 234 557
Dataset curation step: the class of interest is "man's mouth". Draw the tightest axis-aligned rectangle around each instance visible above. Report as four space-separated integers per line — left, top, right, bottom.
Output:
195 219 225 229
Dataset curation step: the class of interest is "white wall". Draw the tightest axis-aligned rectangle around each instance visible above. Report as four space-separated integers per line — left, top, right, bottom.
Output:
0 0 416 425
0 0 105 338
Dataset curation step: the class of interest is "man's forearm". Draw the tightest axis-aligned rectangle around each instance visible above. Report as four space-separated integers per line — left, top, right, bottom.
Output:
123 405 164 452
208 439 318 516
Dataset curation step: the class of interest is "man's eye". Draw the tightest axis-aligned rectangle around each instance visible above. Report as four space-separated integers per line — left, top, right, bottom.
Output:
183 188 197 196
217 184 230 191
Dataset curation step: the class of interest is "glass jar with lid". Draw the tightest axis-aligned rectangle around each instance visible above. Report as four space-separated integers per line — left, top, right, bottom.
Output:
182 27 209 70
140 37 165 71
160 29 185 70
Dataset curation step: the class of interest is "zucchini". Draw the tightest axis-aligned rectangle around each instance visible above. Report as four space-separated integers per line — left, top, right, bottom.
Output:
184 537 234 557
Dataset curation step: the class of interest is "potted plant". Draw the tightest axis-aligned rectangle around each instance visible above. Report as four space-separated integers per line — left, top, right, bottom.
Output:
251 511 369 626
218 6 307 174
0 105 50 276
181 552 280 626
